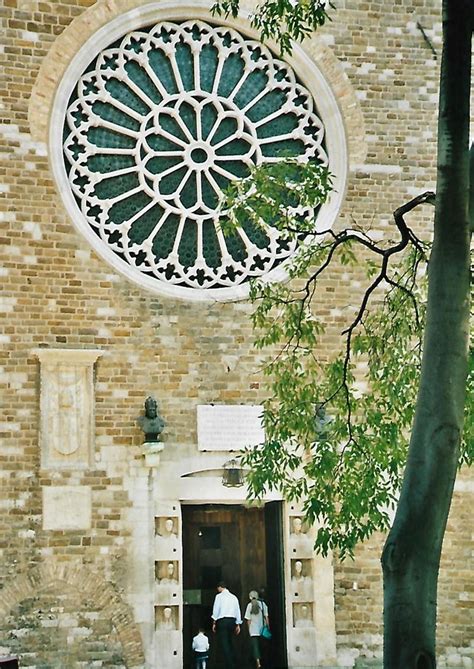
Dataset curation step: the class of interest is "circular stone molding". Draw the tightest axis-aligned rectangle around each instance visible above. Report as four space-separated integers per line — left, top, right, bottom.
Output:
52 10 347 301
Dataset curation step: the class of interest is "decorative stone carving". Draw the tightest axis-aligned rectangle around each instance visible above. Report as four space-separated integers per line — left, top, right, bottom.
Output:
156 605 178 630
286 504 337 666
291 559 313 601
157 561 179 585
160 517 179 541
155 517 180 557
155 561 179 604
314 403 333 438
293 602 314 628
33 349 102 469
289 515 312 557
291 516 306 537
60 19 332 300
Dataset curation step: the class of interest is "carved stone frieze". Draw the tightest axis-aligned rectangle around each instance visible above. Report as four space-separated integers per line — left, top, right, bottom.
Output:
33 348 103 469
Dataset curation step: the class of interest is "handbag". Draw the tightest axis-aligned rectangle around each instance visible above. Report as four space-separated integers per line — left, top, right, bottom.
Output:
260 600 272 640
261 624 272 640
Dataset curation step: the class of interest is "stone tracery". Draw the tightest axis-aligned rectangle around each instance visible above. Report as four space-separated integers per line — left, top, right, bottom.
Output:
63 19 328 294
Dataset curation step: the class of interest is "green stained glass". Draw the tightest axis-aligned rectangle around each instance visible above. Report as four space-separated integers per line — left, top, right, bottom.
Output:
146 155 182 175
257 114 298 139
233 70 269 108
211 117 238 146
262 139 303 158
146 134 182 152
202 220 222 267
148 49 179 94
208 170 230 192
241 220 270 249
160 166 188 195
200 44 219 92
89 154 135 173
201 104 219 141
105 78 150 116
178 223 198 266
158 113 190 144
176 100 197 139
225 229 247 263
93 173 139 200
180 173 198 209
217 53 245 98
175 41 195 90
215 138 252 156
128 204 165 244
246 90 287 123
91 101 141 132
124 60 163 105
152 214 180 260
109 191 152 225
88 126 135 149
218 161 251 178
201 175 219 209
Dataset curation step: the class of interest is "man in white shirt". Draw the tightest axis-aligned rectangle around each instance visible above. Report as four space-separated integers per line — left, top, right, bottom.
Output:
211 581 242 669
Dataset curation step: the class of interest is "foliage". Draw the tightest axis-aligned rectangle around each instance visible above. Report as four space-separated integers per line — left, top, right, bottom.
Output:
211 0 333 55
463 341 474 464
219 159 472 558
219 160 333 238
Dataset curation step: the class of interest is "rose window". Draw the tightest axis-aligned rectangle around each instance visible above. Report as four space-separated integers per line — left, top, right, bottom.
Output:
62 20 329 298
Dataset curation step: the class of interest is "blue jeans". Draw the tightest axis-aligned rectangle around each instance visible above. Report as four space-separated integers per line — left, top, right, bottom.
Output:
194 651 208 669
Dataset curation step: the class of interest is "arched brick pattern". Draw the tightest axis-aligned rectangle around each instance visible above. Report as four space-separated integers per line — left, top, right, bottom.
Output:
0 562 145 669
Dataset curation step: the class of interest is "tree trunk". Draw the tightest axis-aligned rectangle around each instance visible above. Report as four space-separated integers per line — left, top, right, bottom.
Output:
381 2 472 668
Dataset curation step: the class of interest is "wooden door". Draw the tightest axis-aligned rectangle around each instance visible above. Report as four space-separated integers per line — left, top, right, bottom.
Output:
265 501 288 669
182 504 268 669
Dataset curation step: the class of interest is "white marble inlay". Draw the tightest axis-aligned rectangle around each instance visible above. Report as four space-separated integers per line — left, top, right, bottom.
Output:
197 404 264 451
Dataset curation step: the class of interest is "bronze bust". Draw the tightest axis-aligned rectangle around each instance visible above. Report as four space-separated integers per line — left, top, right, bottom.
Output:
138 396 165 443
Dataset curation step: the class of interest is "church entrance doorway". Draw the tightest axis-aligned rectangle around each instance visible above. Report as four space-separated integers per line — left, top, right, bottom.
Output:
182 502 287 669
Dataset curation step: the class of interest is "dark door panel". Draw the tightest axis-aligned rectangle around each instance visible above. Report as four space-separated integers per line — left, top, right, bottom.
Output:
182 503 286 669
265 501 288 668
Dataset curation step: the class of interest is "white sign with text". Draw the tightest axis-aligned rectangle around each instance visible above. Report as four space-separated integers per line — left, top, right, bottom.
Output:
197 404 264 451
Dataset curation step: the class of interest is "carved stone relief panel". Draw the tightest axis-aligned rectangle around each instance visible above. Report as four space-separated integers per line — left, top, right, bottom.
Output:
155 561 179 604
286 503 337 666
291 559 314 601
155 516 180 558
289 515 313 558
154 502 182 669
293 602 314 628
155 605 179 631
34 349 103 469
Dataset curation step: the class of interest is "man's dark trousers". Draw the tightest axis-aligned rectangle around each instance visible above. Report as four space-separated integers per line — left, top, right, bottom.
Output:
216 617 236 668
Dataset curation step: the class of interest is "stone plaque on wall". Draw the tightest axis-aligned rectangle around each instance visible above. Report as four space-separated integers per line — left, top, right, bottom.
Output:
33 349 102 469
43 486 92 530
197 404 264 451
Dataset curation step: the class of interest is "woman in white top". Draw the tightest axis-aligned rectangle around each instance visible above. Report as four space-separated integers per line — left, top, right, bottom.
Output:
244 590 269 669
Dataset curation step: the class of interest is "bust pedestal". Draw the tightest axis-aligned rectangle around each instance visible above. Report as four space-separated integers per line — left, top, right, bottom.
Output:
142 441 164 467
